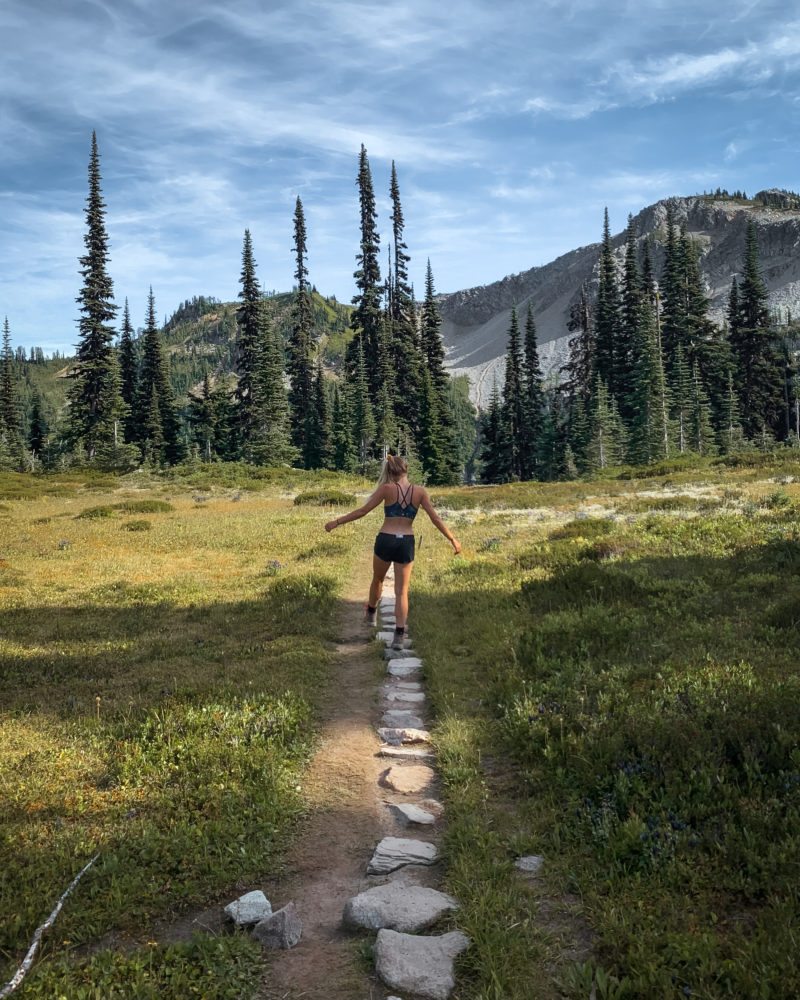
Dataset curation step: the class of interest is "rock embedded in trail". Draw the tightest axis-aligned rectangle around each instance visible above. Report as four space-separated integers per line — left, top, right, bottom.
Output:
379 765 436 794
375 929 471 1000
387 658 423 677
381 710 425 729
252 901 302 949
383 687 426 704
514 855 544 874
389 802 437 826
378 726 431 744
343 883 458 932
224 890 272 926
384 648 418 660
367 836 439 874
379 746 436 762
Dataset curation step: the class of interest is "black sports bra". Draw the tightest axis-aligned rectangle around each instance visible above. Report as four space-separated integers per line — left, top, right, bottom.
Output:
384 482 418 520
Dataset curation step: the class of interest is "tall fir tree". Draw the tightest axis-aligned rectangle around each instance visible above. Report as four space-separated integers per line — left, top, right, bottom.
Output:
288 197 315 465
350 145 383 394
252 311 294 466
305 359 332 469
420 260 460 483
388 162 421 436
235 229 262 456
188 372 218 461
660 203 687 377
500 305 525 480
133 289 181 463
617 214 642 423
521 302 545 479
67 131 119 460
594 208 620 394
672 343 692 453
0 317 22 463
729 219 784 438
331 382 356 472
349 335 375 471
689 358 717 455
586 377 626 471
718 368 745 453
479 379 505 483
118 297 138 442
28 389 48 460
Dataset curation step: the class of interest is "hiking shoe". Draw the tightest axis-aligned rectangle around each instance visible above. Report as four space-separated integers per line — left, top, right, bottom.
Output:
364 605 377 626
391 627 405 650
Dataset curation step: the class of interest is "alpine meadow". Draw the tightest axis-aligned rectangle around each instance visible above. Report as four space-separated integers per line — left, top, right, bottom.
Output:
3 117 800 1000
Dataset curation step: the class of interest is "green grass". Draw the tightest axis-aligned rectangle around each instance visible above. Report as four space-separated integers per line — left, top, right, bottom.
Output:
0 478 370 996
411 463 800 999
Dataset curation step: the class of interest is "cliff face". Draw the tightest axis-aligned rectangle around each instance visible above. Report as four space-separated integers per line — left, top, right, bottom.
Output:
440 196 800 406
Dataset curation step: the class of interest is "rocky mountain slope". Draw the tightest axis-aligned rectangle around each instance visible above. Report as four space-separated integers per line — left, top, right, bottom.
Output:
439 194 800 407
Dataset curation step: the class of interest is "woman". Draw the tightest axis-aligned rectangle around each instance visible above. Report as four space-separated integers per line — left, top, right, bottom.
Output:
325 455 461 648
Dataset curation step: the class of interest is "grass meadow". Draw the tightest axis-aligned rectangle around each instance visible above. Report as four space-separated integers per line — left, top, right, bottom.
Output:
3 454 800 999
412 454 800 1000
0 464 372 998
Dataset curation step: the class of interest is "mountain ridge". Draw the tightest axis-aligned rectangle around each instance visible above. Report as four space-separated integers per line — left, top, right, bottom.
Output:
438 193 800 407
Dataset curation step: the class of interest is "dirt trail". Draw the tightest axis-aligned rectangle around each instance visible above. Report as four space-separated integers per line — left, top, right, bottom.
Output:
256 554 427 1000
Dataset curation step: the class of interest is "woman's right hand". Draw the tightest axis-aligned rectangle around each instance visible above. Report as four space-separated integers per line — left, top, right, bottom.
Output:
451 538 461 555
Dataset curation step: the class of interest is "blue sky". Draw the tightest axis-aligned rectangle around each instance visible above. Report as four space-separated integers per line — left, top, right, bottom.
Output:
2 0 799 354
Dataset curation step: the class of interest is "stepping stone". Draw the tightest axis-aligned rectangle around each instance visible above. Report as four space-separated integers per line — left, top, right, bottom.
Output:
252 901 302 949
418 798 444 818
379 746 436 762
385 648 419 661
378 726 430 744
514 855 544 874
224 890 272 926
367 836 438 874
383 690 426 704
378 631 397 642
375 929 471 1000
343 883 457 932
387 659 423 678
379 765 435 794
388 802 437 826
393 681 423 691
382 710 424 729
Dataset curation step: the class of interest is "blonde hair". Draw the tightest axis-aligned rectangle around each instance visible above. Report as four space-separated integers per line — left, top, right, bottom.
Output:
377 454 408 486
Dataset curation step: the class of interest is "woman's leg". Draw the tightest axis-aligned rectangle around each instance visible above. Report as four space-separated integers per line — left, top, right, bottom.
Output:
393 560 413 628
369 554 391 608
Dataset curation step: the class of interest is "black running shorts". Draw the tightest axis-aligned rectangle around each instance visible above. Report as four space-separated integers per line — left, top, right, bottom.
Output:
374 532 415 564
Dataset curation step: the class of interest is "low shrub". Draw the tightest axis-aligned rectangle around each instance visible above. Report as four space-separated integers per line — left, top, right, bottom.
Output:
116 499 174 514
293 488 357 507
122 519 152 531
76 504 117 519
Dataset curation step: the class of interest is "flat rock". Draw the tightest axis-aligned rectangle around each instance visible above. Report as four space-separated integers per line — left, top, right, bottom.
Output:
379 746 436 762
378 726 431 744
387 659 423 677
514 855 544 874
375 929 471 1000
385 648 418 660
252 901 302 949
389 802 437 826
383 688 426 703
367 836 438 874
418 798 444 818
379 764 436 794
224 890 272 926
343 883 457 932
382 710 424 729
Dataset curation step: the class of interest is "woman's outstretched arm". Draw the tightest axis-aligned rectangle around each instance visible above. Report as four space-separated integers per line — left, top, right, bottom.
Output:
325 484 387 532
418 489 461 554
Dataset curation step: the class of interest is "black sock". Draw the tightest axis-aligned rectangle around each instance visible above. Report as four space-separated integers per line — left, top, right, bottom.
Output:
366 604 376 614
394 625 405 634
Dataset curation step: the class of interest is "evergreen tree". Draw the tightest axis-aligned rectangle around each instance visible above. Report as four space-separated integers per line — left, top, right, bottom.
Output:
67 131 119 460
288 197 315 465
134 289 181 463
568 394 591 473
372 315 397 456
521 302 545 479
235 229 262 455
349 336 375 471
0 318 22 464
648 303 674 462
351 145 382 393
594 208 620 393
417 367 447 483
479 379 505 483
586 377 625 471
729 220 785 438
718 368 746 453
420 260 460 483
28 389 48 458
501 305 525 479
672 344 691 453
306 359 332 469
660 203 687 376
118 297 138 441
252 312 294 466
689 358 717 455
331 382 356 472
388 162 421 436
188 372 220 461
617 214 642 423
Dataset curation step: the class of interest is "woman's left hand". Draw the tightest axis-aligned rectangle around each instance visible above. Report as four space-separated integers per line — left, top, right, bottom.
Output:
325 520 337 532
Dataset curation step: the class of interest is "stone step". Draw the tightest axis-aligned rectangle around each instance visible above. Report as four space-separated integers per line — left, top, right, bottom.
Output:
378 726 430 744
375 929 470 1000
379 746 436 762
386 658 423 677
383 688 426 704
379 764 435 794
381 710 424 729
388 802 437 826
367 836 438 875
343 883 457 933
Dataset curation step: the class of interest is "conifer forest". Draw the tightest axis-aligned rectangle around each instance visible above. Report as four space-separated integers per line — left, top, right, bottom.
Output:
1 134 799 483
